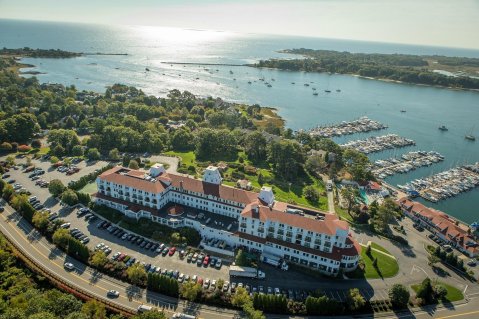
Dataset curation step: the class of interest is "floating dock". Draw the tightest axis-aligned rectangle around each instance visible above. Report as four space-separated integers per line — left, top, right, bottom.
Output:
372 151 444 179
308 116 387 138
340 134 415 154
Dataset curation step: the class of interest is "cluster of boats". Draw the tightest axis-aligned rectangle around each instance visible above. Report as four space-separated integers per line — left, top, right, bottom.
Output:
341 134 416 154
372 151 444 179
308 116 387 138
398 163 479 202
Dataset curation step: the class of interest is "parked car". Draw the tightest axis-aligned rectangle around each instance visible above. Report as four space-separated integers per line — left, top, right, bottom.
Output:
168 247 176 256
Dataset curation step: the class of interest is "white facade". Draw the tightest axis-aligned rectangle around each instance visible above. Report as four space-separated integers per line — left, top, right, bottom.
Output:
94 165 360 273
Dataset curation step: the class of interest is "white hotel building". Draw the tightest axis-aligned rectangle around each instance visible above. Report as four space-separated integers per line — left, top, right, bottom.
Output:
94 164 360 275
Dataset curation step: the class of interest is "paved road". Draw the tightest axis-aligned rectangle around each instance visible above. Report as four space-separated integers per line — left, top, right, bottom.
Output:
0 204 239 319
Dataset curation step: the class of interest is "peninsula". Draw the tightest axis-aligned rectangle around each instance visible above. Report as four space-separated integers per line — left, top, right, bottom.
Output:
255 48 479 90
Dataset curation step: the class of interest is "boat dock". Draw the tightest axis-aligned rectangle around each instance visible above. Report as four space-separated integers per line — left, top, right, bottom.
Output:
308 116 387 138
398 162 479 202
340 134 415 154
372 151 444 179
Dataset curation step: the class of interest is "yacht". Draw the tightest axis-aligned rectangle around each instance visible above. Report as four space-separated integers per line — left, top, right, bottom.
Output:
438 125 448 131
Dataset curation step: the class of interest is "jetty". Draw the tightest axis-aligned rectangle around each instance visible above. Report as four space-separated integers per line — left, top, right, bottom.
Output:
308 116 387 138
372 151 444 179
398 163 479 202
340 134 415 154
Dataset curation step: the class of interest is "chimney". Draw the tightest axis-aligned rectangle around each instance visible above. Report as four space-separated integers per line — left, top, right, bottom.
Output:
180 180 183 189
252 204 259 218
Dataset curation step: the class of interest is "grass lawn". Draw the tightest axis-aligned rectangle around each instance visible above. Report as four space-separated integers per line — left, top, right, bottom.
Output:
335 205 353 222
411 281 464 303
165 151 196 167
371 242 389 254
347 242 399 279
79 182 98 195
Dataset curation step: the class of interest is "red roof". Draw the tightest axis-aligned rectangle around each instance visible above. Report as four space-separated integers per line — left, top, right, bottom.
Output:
98 166 166 194
241 202 348 236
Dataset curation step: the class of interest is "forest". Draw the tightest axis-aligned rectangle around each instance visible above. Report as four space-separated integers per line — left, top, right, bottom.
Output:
255 48 479 90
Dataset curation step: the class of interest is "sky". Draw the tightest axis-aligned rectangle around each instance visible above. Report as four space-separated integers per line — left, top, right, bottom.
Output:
1 0 479 49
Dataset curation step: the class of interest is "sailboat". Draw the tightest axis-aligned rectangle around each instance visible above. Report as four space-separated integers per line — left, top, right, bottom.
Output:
465 125 476 141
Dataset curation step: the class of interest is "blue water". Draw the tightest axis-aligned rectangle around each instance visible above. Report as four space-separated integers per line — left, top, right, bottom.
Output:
1 19 479 224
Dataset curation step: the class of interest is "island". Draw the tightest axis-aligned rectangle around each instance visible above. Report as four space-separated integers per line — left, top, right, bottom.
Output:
254 48 479 90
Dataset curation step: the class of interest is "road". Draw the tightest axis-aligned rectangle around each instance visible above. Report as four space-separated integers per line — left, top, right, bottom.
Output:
320 174 335 213
0 203 239 319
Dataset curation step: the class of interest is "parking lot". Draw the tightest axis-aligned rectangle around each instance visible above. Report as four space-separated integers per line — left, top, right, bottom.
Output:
60 206 231 283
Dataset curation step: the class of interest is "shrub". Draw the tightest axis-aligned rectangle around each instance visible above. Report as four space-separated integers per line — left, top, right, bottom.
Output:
389 284 410 309
17 144 32 152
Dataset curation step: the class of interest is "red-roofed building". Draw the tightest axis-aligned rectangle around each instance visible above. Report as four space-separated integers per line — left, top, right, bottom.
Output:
398 197 479 257
94 164 360 274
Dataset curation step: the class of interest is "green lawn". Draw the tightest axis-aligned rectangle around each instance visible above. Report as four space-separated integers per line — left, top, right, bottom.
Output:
165 150 196 167
335 205 353 222
347 242 399 279
79 182 98 195
411 281 464 303
371 242 389 254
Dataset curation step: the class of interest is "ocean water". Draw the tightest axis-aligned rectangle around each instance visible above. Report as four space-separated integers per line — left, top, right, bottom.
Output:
1 19 479 224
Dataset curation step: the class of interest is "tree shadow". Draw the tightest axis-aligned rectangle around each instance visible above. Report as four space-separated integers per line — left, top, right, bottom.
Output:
126 284 144 300
48 246 63 260
89 269 103 284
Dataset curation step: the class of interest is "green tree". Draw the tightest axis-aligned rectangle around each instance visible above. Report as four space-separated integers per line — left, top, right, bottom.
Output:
90 251 108 268
346 288 365 311
244 131 267 162
267 139 304 181
52 228 71 248
81 300 106 319
48 179 65 197
64 116 76 129
131 311 166 319
340 186 359 218
235 249 248 266
71 145 84 157
32 211 50 232
303 185 319 203
231 287 251 307
171 128 194 151
127 263 147 286
305 154 327 176
388 284 410 309
31 139 42 149
61 189 79 206
180 281 202 302
128 160 139 170
108 148 120 160
416 277 434 304
86 148 101 161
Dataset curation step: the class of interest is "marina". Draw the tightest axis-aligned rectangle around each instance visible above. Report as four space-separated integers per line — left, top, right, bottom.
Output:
340 134 415 154
398 163 479 202
372 151 444 179
308 116 387 138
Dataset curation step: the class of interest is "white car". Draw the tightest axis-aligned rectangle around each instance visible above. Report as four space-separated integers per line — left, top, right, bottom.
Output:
64 262 75 271
178 273 185 283
107 290 119 298
60 223 71 229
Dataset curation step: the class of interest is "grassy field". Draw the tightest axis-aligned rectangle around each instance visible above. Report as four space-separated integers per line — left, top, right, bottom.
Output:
165 150 196 167
79 182 98 195
347 242 399 279
411 281 464 303
335 205 353 222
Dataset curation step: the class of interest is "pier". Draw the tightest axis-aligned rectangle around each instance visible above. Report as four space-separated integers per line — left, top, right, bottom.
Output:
372 151 444 179
308 116 387 138
398 163 479 202
340 134 415 154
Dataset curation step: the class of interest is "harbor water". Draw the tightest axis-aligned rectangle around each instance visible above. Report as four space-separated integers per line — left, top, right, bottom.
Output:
1 19 479 223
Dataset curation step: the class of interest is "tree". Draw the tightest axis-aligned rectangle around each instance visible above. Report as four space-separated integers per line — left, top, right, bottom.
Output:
86 148 101 161
346 288 366 311
231 287 251 307
340 186 359 218
416 277 434 304
32 211 50 232
128 159 139 170
65 116 76 128
127 263 147 286
303 185 319 203
108 148 120 160
31 139 42 149
267 139 305 181
52 228 71 248
244 131 267 162
235 249 248 266
48 179 65 197
72 145 84 157
428 254 440 266
90 251 108 268
171 128 194 151
434 284 448 300
0 142 13 152
81 300 106 319
389 284 410 309
305 154 327 176
180 281 202 302
61 189 79 206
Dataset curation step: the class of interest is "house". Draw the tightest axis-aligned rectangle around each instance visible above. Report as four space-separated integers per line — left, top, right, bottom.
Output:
398 198 479 257
94 164 361 275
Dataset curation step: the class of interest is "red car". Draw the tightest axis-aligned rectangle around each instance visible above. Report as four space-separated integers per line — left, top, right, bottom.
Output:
168 247 176 256
203 255 210 266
